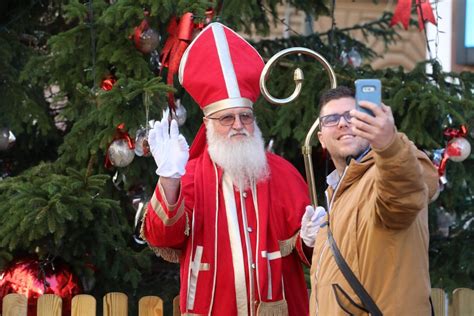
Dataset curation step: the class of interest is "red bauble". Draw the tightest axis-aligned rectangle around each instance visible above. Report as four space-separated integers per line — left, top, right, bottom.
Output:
101 75 117 91
0 257 82 316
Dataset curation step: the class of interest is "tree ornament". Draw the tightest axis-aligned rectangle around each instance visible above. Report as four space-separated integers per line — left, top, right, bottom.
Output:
134 13 160 54
100 75 117 91
390 0 437 30
347 48 362 67
436 206 454 237
131 193 147 248
339 49 349 65
172 99 187 126
126 185 147 250
149 50 163 74
435 125 471 179
441 114 453 130
161 12 195 110
0 128 15 151
105 123 135 168
266 139 274 153
340 48 362 68
447 137 471 162
107 139 135 168
0 257 81 316
134 127 151 157
431 148 444 167
136 28 160 54
112 170 127 191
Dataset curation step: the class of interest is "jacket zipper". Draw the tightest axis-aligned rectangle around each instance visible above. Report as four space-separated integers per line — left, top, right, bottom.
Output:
314 165 349 316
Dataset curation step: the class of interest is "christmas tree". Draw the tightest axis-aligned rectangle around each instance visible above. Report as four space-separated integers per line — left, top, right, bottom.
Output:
0 0 473 314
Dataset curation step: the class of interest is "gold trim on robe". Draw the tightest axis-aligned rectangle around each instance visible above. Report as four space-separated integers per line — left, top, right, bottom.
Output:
278 231 298 257
140 203 186 263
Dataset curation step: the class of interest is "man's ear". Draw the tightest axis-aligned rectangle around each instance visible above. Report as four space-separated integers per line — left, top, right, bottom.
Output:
317 131 326 149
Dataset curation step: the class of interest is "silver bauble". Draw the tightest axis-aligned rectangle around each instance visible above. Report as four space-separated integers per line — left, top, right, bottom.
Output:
108 139 135 167
134 128 149 157
173 100 187 126
137 28 160 54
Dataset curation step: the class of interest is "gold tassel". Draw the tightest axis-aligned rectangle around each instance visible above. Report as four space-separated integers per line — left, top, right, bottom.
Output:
139 203 182 263
256 300 289 316
184 212 190 236
278 232 298 257
150 246 181 263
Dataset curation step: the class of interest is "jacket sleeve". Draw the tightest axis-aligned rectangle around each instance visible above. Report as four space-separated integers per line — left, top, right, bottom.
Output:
372 132 439 229
142 179 189 249
141 161 196 259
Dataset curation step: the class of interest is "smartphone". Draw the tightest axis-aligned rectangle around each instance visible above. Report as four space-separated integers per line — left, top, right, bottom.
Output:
355 79 381 116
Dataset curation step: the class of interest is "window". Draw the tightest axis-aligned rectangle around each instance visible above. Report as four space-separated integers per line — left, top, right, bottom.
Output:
456 0 474 64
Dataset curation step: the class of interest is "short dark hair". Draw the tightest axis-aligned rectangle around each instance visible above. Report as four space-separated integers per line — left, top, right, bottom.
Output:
319 86 355 115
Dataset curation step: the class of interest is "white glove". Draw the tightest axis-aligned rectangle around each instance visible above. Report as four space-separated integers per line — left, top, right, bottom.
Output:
148 110 189 178
300 205 327 247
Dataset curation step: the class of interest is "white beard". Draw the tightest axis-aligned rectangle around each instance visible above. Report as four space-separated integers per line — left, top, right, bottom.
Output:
206 122 270 190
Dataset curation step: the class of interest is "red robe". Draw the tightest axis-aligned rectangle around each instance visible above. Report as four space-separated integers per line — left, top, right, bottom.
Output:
143 149 310 315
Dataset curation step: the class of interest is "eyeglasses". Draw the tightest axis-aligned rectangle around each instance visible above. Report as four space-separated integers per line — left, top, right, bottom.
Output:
320 110 352 127
207 112 255 126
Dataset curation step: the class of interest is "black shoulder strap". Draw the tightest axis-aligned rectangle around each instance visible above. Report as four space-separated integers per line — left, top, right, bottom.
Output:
327 225 383 316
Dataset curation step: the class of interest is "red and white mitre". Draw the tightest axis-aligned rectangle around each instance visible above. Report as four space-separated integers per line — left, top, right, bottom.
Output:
178 22 264 116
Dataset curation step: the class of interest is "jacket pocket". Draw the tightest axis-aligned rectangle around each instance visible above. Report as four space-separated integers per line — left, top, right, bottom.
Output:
332 283 369 316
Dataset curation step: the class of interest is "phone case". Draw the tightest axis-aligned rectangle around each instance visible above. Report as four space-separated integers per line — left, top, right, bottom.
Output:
355 79 381 116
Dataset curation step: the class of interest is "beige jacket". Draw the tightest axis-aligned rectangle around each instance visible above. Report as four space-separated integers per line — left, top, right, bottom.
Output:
310 133 439 315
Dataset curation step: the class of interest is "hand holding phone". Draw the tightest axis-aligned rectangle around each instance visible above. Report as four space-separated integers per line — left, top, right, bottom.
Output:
355 79 381 117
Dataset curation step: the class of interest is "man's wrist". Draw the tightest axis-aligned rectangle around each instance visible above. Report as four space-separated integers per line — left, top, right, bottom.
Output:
158 177 181 206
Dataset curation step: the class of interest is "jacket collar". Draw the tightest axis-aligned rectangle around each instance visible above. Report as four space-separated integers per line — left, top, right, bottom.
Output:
325 150 375 202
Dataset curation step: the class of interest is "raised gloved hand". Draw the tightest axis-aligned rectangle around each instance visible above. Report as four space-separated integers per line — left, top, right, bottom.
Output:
148 110 189 178
300 205 327 247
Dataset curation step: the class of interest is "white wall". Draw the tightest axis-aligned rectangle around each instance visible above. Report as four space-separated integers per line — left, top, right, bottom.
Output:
426 0 452 71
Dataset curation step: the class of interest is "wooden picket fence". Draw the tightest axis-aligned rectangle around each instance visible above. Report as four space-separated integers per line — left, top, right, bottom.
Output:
2 288 473 315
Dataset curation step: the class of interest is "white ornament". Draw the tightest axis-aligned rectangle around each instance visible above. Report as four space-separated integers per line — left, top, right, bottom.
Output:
108 139 135 167
447 137 471 162
134 128 150 157
172 99 187 126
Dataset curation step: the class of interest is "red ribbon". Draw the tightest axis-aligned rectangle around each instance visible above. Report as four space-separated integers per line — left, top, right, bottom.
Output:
160 13 195 110
443 125 468 139
133 10 151 51
104 123 135 169
390 0 436 30
134 19 150 49
160 10 214 111
438 154 448 176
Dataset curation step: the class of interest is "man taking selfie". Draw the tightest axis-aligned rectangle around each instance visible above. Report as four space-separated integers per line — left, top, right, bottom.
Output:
308 86 439 315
